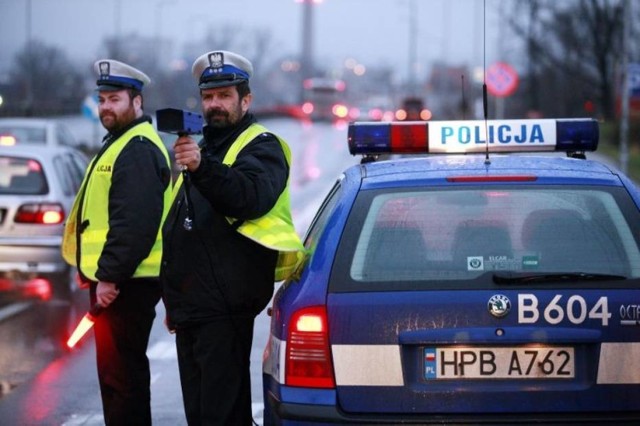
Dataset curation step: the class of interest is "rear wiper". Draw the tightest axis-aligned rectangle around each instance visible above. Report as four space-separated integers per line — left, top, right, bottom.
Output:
493 272 627 284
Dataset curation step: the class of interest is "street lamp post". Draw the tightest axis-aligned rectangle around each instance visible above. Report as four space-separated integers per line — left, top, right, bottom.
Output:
155 0 173 67
113 0 122 58
25 0 33 115
298 0 322 103
407 0 417 94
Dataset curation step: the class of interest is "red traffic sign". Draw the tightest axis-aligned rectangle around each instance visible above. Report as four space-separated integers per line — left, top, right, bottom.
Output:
486 62 519 98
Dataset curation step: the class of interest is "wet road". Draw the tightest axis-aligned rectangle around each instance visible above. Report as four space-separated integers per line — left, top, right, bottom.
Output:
0 302 60 395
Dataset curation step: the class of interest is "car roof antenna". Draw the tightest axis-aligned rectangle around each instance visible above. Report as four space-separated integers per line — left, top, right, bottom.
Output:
482 0 490 165
461 74 466 120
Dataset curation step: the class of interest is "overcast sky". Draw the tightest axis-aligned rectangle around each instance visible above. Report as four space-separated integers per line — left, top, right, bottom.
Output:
0 0 508 80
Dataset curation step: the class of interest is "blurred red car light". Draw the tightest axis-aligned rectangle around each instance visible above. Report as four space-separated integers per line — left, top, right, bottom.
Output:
24 278 52 301
14 203 64 224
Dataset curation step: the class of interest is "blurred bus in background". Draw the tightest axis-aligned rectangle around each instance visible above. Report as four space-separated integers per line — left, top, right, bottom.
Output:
301 78 352 122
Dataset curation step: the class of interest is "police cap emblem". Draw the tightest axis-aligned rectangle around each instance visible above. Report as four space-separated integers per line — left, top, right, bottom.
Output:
208 52 224 70
99 61 110 78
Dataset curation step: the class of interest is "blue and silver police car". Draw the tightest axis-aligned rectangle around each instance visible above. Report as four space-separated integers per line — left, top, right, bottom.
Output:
262 118 640 424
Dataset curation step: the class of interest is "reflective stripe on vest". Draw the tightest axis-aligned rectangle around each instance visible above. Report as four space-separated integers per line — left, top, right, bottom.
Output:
171 123 304 281
223 124 304 280
62 122 172 281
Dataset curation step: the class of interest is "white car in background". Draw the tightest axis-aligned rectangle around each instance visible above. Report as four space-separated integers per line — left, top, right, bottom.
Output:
0 117 79 148
0 144 89 350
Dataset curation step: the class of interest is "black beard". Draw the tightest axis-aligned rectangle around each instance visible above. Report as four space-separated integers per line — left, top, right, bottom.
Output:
205 108 230 128
99 113 119 133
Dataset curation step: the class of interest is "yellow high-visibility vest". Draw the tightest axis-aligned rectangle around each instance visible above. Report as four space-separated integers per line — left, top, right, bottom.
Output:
172 123 304 281
62 122 172 281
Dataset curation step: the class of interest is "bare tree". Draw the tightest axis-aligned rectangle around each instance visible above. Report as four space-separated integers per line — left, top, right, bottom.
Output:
509 0 637 120
7 40 85 116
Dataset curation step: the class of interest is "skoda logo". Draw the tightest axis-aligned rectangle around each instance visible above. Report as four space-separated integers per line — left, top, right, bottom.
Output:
487 294 511 318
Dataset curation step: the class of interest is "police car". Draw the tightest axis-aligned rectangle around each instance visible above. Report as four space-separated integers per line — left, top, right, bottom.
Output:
262 118 640 424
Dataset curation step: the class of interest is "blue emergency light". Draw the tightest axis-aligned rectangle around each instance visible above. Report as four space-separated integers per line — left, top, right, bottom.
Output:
348 119 599 156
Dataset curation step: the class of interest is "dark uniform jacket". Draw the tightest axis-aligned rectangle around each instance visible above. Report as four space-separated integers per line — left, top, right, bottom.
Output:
161 113 289 328
89 115 171 285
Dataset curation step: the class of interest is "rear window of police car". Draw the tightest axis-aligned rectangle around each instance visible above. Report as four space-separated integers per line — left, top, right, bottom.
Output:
331 185 640 291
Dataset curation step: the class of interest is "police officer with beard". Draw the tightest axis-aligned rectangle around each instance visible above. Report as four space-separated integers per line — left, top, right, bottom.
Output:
62 60 172 425
160 50 303 425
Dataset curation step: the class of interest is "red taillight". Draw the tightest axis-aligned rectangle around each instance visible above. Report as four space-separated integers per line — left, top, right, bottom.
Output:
27 159 42 172
285 306 335 388
23 278 52 301
14 203 65 224
420 109 433 120
332 104 349 119
395 109 408 120
368 108 383 121
302 102 314 115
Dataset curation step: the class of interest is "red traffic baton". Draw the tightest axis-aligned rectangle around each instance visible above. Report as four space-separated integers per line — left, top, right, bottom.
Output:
66 304 103 348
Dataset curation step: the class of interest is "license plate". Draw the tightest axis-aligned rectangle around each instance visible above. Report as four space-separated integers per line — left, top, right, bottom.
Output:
424 346 575 380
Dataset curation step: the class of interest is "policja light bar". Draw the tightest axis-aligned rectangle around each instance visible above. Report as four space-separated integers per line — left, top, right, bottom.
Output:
66 304 103 348
348 118 599 155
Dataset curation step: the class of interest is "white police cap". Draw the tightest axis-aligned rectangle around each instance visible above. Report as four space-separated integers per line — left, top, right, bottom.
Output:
94 59 151 92
192 50 253 89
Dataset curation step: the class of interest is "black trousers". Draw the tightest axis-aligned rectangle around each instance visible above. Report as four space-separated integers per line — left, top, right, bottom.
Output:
91 278 161 426
176 317 255 426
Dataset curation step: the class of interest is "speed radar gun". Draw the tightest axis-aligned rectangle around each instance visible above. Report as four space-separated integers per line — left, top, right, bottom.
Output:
156 108 204 232
156 108 204 136
66 304 103 348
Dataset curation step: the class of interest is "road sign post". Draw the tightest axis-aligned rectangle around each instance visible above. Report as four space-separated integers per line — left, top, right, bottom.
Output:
486 62 519 119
